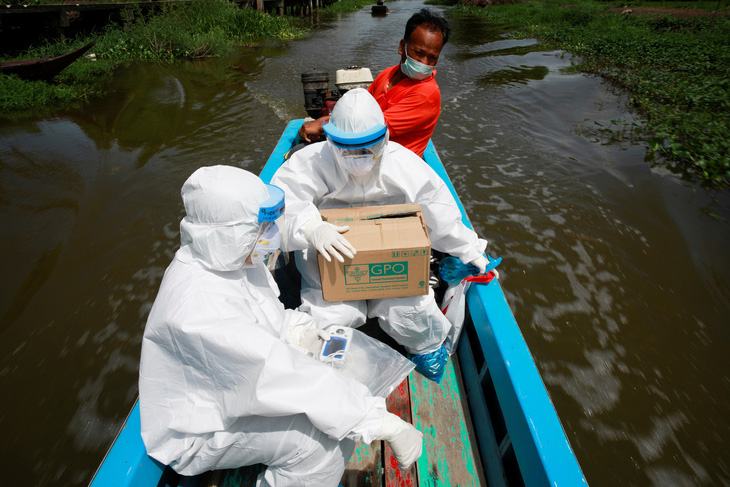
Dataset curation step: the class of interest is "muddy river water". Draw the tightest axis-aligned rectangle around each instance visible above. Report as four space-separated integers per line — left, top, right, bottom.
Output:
1 1 729 485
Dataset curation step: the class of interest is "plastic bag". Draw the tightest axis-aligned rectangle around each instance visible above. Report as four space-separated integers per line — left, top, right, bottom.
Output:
441 273 497 355
319 326 415 398
441 280 471 355
411 342 448 383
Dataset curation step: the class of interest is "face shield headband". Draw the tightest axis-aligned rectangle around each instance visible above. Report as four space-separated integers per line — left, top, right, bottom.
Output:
258 183 285 223
323 122 387 151
247 183 287 268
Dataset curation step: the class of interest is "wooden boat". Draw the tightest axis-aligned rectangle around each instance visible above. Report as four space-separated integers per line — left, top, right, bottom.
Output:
0 41 95 81
89 120 588 487
371 1 388 15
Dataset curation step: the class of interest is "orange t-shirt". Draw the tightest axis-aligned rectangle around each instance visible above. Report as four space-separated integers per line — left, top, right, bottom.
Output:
367 64 441 157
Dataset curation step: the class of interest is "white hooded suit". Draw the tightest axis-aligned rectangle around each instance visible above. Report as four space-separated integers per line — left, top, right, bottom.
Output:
139 166 385 485
271 89 487 355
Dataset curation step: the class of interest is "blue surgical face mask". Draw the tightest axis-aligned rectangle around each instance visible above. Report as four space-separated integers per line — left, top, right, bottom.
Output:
400 44 434 81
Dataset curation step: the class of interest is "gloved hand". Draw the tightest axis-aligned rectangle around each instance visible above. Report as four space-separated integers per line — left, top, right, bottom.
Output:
289 325 331 355
305 219 357 263
375 411 424 470
470 255 499 279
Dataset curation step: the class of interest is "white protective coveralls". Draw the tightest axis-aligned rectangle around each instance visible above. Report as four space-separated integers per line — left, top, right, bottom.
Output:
271 89 488 355
139 166 394 486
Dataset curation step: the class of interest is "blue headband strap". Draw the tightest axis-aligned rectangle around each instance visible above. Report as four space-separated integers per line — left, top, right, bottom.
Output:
323 122 387 150
258 184 285 222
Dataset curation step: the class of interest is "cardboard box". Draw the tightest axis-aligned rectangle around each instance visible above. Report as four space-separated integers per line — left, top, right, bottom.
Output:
317 203 431 302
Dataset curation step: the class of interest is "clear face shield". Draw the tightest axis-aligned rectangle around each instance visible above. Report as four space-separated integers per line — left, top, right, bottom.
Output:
324 121 388 177
246 183 287 269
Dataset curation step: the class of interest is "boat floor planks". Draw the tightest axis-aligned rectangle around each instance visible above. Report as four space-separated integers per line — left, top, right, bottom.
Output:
344 440 383 487
411 358 485 487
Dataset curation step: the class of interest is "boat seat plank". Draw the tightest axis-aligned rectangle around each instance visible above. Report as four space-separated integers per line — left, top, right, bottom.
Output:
410 357 486 487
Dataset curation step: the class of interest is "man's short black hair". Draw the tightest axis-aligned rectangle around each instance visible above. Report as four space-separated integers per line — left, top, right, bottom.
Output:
404 8 450 46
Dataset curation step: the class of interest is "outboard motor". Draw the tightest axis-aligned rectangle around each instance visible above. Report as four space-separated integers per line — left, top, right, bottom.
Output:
334 66 373 92
301 70 330 119
301 66 374 119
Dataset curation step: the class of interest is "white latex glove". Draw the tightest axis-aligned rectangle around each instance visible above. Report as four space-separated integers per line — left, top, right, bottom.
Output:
375 411 424 470
471 255 488 274
289 325 331 355
304 219 357 263
471 255 499 279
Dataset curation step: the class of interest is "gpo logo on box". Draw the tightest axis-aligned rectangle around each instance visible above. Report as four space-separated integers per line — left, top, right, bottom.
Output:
344 261 409 284
371 262 407 276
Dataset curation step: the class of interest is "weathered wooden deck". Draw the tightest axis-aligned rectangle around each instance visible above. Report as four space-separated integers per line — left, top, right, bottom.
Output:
344 357 484 487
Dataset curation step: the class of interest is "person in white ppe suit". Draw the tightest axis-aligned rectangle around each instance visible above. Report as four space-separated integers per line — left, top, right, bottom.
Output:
271 88 492 381
139 165 423 486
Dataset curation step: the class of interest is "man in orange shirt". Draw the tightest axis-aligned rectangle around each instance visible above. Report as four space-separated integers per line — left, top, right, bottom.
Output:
298 9 449 157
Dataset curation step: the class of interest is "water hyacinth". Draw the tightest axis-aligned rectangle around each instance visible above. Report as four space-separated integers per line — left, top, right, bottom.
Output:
452 0 730 187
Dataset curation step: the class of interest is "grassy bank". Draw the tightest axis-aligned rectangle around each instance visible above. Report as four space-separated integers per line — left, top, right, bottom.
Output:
449 0 729 187
0 0 304 116
320 0 380 13
0 0 381 118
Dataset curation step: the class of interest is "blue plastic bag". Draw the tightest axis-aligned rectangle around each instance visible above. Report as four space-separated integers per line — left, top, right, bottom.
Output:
438 255 502 283
411 342 449 383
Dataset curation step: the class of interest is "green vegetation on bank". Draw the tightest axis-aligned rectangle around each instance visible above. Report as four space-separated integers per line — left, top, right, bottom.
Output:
0 0 304 115
450 0 729 187
0 0 383 117
320 0 381 13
